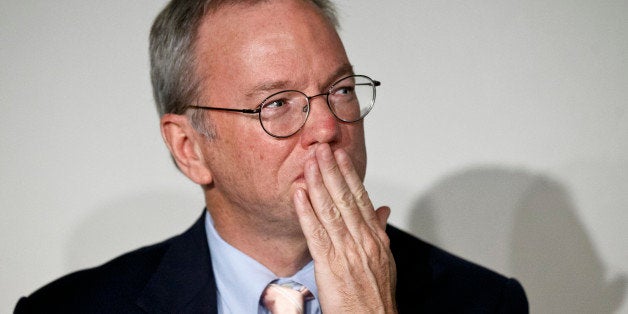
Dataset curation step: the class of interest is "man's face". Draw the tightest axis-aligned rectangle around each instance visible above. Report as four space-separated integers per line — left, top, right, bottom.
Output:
193 0 366 233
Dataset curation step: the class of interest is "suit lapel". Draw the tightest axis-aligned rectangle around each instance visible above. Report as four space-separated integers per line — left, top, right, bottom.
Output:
136 211 218 313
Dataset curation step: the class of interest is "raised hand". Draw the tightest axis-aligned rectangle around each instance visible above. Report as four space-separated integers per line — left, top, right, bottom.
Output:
293 143 397 313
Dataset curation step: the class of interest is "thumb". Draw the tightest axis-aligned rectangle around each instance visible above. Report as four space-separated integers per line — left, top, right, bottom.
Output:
374 206 391 229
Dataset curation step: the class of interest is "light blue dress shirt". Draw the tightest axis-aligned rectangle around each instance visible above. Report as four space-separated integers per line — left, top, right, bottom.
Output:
205 213 321 314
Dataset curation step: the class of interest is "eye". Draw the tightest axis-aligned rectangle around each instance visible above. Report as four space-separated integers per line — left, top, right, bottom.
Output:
261 96 294 119
332 85 355 96
265 99 286 109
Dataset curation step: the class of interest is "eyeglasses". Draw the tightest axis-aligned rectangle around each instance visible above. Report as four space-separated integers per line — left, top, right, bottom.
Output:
187 74 380 138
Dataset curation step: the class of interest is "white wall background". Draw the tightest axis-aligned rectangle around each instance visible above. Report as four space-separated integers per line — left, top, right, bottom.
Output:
1 1 626 313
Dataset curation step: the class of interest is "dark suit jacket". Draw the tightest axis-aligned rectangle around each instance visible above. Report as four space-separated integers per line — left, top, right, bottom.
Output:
15 212 528 313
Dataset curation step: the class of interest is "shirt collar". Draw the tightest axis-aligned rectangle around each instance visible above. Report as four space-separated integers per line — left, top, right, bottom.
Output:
204 212 318 313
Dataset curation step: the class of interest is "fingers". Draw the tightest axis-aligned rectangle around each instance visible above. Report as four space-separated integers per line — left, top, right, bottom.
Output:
375 206 391 230
293 188 331 255
300 143 391 245
333 148 383 231
313 144 388 233
294 143 397 313
306 145 364 239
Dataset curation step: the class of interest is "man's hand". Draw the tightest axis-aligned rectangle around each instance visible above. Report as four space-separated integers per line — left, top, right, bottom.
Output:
293 143 397 313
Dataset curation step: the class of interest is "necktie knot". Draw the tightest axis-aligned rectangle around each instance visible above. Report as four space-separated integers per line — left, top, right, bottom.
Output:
261 280 312 314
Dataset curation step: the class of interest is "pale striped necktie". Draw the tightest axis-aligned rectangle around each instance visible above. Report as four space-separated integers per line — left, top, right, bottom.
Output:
261 281 313 314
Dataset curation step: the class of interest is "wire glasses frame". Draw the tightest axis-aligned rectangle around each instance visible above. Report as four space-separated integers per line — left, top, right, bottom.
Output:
186 74 380 138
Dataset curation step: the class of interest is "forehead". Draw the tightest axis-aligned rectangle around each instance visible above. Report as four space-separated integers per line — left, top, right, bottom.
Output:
194 0 350 97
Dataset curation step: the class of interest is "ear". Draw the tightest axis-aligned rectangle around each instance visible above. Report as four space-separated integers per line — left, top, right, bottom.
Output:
160 114 213 185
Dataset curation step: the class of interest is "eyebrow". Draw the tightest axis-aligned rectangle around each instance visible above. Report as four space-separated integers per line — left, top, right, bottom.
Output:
244 63 355 100
244 80 293 98
322 63 355 88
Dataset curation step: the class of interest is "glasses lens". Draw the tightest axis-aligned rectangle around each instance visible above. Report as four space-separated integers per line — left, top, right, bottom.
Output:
328 75 376 122
260 91 308 137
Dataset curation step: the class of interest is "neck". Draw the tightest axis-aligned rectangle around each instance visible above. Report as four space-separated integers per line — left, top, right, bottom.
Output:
206 195 311 277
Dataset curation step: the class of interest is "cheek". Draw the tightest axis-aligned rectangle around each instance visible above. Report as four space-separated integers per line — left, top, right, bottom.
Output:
344 125 368 178
245 138 298 172
353 149 368 181
247 143 265 161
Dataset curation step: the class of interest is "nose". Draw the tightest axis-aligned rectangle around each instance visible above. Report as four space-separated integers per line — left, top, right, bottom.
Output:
299 94 340 147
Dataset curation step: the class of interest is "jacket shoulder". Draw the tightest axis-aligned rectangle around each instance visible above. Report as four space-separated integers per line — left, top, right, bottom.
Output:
15 237 174 313
387 225 528 313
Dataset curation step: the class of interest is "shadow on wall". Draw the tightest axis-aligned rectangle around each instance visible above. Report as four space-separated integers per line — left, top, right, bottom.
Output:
409 167 626 314
65 191 202 272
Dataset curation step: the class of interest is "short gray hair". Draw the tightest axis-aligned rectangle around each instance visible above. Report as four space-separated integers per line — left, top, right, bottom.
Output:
149 0 339 137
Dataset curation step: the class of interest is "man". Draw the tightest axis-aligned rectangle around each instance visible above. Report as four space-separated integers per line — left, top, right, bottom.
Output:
16 0 528 313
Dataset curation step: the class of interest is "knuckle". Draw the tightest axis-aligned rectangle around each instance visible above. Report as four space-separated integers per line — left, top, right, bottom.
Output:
329 250 353 275
324 161 340 173
310 226 330 248
362 237 381 256
379 232 391 248
359 231 393 267
336 190 355 209
342 253 359 271
319 201 341 223
354 187 372 208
